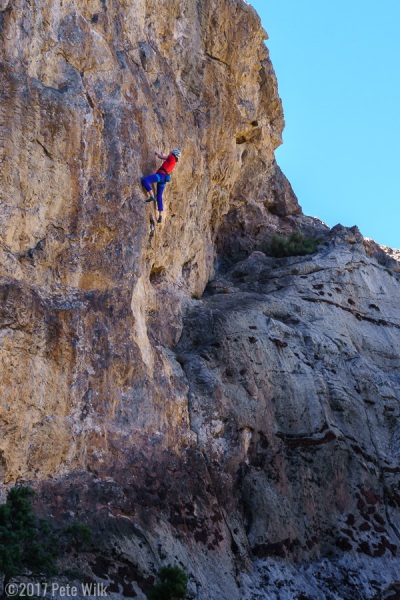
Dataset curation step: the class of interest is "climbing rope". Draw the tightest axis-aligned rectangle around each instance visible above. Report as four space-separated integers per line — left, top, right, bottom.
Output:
151 194 159 315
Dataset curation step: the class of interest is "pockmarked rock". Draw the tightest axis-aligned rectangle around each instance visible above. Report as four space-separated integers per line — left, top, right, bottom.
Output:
0 0 399 598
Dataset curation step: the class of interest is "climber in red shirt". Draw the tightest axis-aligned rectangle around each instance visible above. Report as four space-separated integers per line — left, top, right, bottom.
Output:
141 148 181 223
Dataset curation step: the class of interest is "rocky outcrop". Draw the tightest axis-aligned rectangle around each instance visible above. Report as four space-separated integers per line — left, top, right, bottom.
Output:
176 223 400 597
0 0 298 482
1 0 400 598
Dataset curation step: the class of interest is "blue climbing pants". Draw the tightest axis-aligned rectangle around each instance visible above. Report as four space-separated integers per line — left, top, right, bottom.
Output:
141 173 167 211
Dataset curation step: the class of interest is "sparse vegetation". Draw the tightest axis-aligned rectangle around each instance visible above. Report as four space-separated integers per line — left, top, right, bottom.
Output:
63 523 92 551
262 231 319 258
0 487 93 596
0 487 56 594
147 565 188 600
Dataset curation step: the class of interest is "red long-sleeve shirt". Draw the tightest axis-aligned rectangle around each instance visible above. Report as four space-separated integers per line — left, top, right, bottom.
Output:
157 154 177 175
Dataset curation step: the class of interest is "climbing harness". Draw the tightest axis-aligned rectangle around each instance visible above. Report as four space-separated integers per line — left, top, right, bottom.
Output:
156 169 172 182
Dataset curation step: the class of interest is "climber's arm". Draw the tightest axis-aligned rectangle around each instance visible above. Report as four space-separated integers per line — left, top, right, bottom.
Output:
155 150 169 160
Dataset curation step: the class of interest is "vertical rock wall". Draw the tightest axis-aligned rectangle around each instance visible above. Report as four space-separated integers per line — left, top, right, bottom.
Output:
0 0 298 482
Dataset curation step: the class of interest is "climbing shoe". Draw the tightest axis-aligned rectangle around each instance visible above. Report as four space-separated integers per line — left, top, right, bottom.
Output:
146 196 156 203
157 215 162 223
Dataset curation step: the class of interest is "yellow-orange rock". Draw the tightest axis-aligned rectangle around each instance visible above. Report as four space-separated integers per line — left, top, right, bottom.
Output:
0 0 298 482
2 1 399 598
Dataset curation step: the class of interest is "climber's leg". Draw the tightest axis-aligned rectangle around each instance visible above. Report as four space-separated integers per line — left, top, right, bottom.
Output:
156 182 165 214
141 174 160 201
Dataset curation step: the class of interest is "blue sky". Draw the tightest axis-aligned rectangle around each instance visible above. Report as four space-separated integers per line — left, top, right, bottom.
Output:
248 0 400 249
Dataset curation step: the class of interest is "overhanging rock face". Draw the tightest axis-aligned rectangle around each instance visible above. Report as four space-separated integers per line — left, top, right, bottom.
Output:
0 0 296 481
0 1 400 598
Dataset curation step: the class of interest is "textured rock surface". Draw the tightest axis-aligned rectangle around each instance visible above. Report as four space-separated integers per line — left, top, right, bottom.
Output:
1 0 400 598
177 224 400 597
0 0 299 481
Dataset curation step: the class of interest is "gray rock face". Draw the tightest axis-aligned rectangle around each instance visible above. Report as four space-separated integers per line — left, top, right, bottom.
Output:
175 224 400 597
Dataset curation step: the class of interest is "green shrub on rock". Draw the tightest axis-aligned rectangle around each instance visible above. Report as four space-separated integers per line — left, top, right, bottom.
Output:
264 231 319 258
0 487 56 592
147 565 188 600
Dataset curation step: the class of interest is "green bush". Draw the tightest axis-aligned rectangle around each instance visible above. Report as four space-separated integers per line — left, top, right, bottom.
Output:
63 523 92 551
266 231 319 258
147 565 188 600
0 487 56 591
0 487 93 595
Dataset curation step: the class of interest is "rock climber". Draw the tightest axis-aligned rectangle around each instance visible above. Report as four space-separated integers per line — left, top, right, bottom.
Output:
141 148 181 223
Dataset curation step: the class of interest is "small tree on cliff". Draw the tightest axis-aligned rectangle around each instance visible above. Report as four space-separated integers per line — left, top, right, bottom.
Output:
263 231 319 258
147 565 188 600
0 487 55 596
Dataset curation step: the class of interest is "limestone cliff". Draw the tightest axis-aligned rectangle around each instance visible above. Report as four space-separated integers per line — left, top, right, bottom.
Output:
0 0 400 598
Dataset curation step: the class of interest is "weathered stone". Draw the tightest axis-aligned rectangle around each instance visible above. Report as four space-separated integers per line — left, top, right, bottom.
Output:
0 0 289 481
175 226 400 595
0 0 400 598
0 0 10 12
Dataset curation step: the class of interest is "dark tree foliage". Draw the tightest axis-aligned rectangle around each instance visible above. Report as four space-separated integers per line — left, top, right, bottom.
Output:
63 523 92 551
147 565 188 600
266 231 319 258
0 487 56 592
